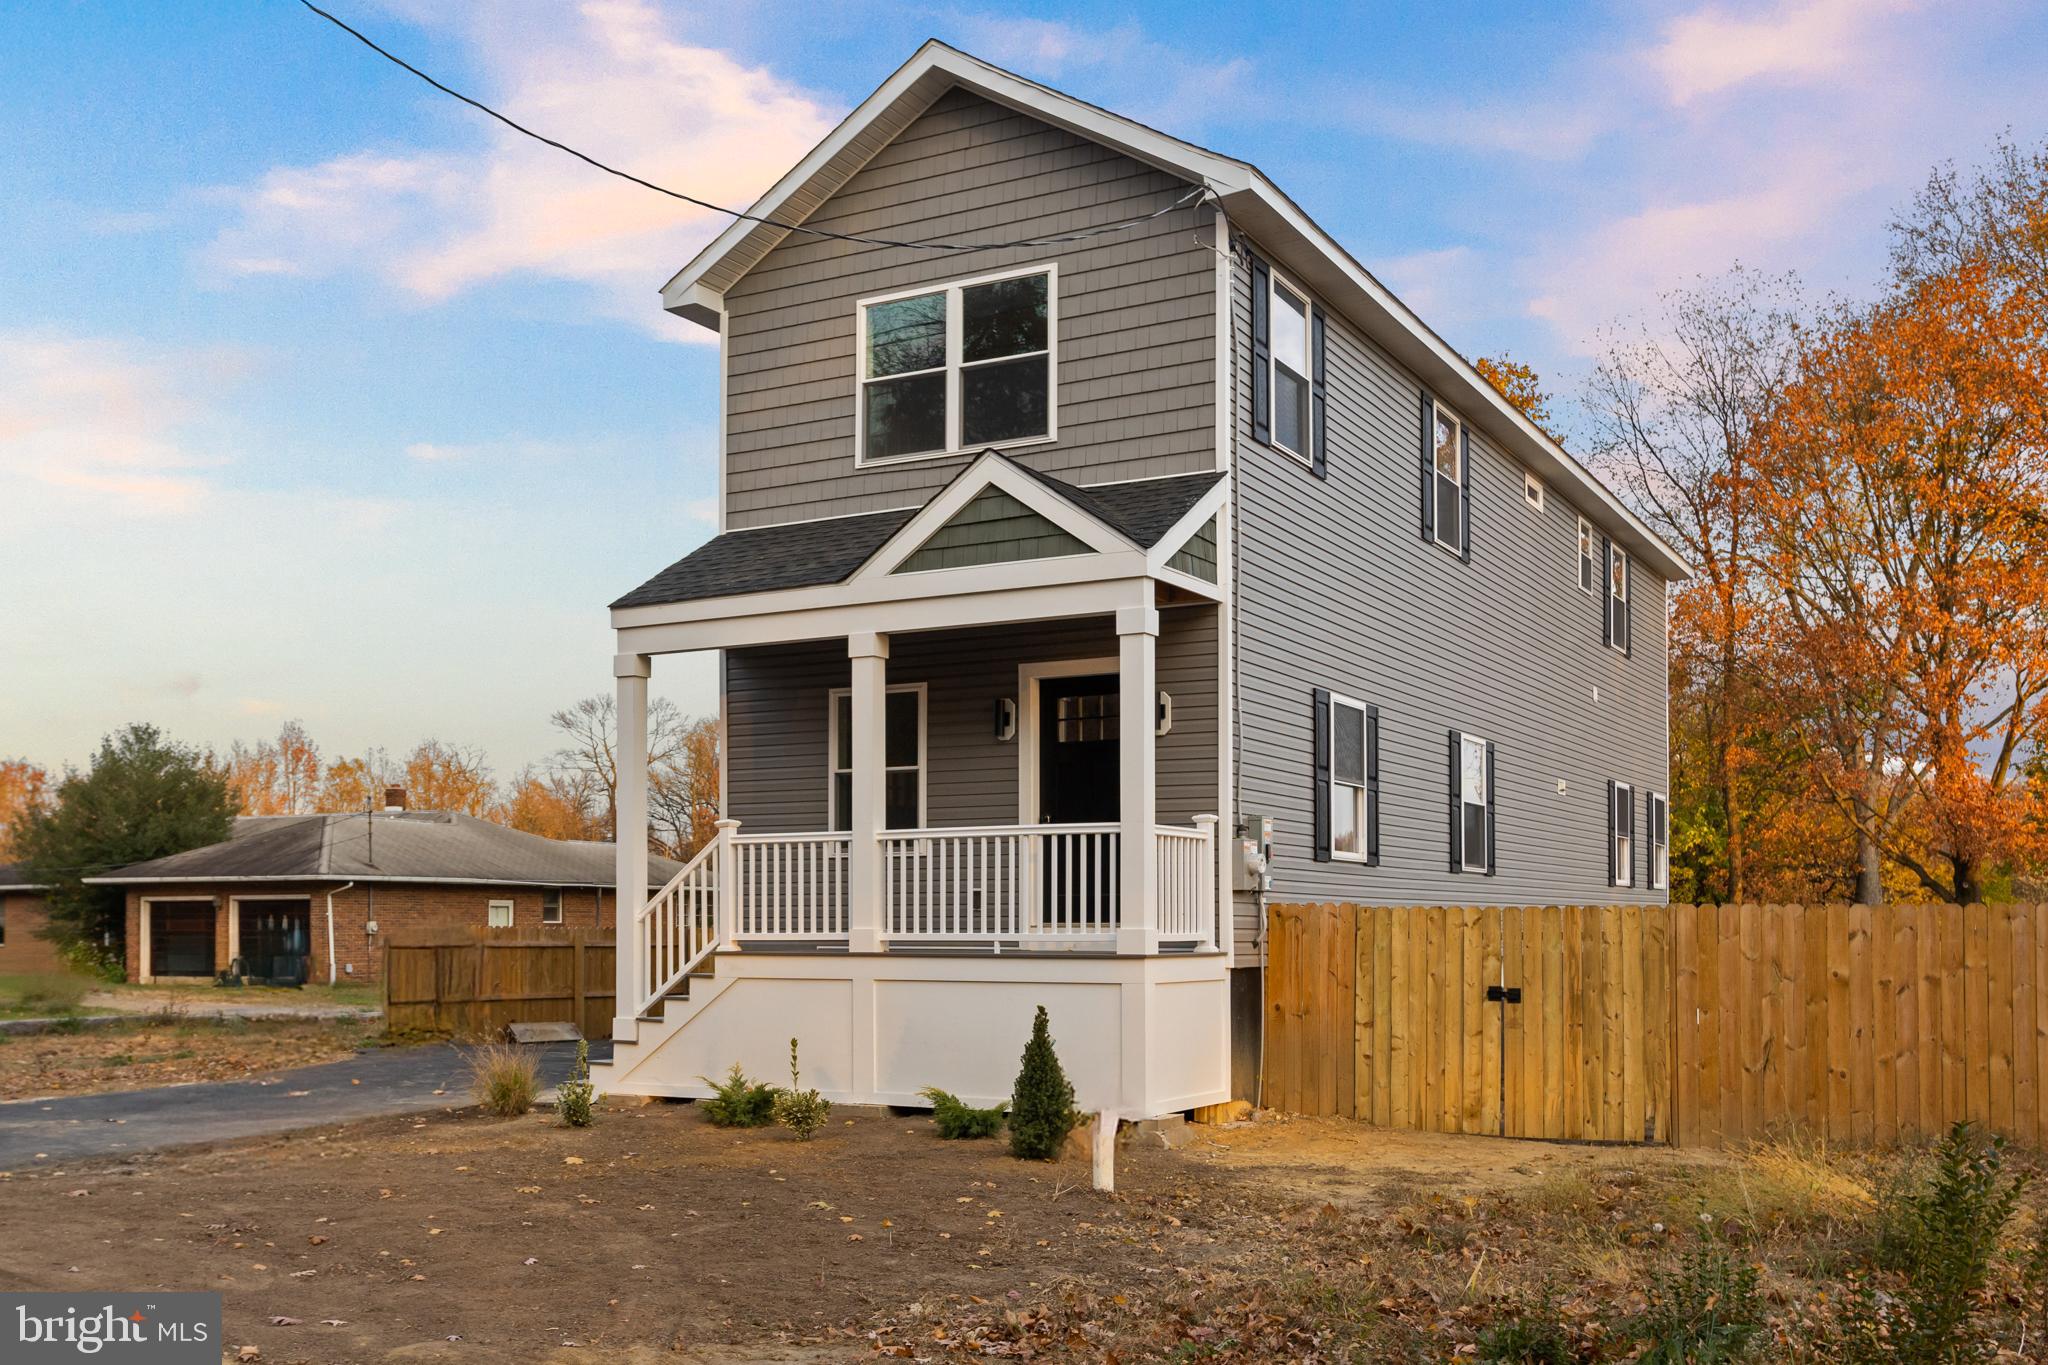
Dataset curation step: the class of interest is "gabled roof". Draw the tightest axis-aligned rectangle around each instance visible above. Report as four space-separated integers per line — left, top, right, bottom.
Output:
84 813 680 889
0 863 47 893
612 453 1223 610
660 40 1688 583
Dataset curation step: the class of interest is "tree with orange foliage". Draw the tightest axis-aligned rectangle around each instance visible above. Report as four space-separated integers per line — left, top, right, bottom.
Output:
221 720 323 815
1752 239 2048 904
651 715 720 859
499 767 606 842
401 739 498 817
1473 353 1560 442
0 759 51 859
314 750 397 813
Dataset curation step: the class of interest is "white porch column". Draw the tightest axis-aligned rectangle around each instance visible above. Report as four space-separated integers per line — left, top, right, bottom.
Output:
847 632 890 953
612 651 652 1039
1117 606 1160 956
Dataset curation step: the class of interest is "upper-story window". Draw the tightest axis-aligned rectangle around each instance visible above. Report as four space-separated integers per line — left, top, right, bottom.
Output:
1578 517 1596 593
1608 547 1632 653
1270 273 1312 460
857 265 1054 465
1524 471 1545 511
1433 405 1465 552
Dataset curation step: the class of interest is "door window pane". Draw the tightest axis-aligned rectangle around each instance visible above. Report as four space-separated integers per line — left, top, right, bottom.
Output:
962 354 1048 446
962 274 1047 362
864 372 946 460
865 292 945 376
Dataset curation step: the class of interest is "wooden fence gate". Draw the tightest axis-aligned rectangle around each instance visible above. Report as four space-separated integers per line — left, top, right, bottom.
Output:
1265 904 1673 1142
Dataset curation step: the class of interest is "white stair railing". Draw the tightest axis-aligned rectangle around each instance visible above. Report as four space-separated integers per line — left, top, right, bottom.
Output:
733 833 851 938
633 821 731 1016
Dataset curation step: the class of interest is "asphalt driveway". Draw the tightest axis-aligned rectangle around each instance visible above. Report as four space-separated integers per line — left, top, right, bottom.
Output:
0 1040 609 1167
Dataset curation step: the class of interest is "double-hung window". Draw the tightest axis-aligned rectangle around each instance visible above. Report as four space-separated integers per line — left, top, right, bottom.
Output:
487 900 514 928
1578 517 1596 593
830 684 926 831
1433 405 1465 552
1270 274 1313 461
1648 791 1670 891
1610 781 1634 888
1446 730 1495 873
858 266 1053 463
541 889 563 925
1329 695 1371 861
1608 546 1632 653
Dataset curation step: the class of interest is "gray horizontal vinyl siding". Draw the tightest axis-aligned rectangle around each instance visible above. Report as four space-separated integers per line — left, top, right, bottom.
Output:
725 608 1220 833
1227 244 1669 959
722 86 1217 529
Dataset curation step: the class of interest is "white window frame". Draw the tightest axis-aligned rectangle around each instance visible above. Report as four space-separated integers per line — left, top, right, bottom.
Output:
1432 403 1465 554
1459 732 1489 873
541 889 563 924
1578 516 1596 593
1268 269 1314 465
1609 546 1631 652
1524 471 1545 511
1650 791 1670 891
487 900 515 928
1612 781 1635 888
853 263 1058 467
828 682 928 831
1329 693 1371 863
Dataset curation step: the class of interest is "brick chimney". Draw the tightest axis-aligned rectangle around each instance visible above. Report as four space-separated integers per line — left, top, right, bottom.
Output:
383 785 407 813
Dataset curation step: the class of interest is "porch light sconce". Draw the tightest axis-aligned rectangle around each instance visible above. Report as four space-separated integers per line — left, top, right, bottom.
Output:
1157 690 1174 736
994 697 1018 742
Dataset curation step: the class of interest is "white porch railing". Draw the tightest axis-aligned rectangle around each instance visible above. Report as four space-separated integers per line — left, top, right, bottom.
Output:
734 832 850 938
634 834 722 1016
881 823 1122 944
1156 816 1219 945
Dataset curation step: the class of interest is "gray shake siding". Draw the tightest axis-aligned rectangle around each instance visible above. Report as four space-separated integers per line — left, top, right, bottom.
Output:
722 87 1218 529
1226 244 1669 958
725 611 1220 834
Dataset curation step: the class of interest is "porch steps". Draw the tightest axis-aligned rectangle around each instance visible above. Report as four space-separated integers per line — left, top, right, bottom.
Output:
593 961 730 1097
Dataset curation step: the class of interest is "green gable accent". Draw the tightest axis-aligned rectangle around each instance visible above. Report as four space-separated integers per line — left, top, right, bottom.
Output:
1165 514 1218 583
894 487 1091 573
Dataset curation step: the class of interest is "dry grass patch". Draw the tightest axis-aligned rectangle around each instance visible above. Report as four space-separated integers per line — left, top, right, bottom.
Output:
0 1016 376 1098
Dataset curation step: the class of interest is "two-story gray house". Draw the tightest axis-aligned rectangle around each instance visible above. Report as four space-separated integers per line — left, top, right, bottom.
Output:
592 41 1686 1118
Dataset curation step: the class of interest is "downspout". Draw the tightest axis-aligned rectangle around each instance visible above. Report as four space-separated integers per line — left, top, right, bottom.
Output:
325 883 353 986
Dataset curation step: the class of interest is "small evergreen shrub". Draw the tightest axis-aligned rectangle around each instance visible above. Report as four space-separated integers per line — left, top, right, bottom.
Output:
921 1086 1004 1139
771 1038 831 1140
1476 1290 1576 1365
554 1039 595 1128
699 1063 778 1127
1007 1005 1078 1161
468 1043 540 1117
1625 1221 1763 1364
1839 1121 2033 1363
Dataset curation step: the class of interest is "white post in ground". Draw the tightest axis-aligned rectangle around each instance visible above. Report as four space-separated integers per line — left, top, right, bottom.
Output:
847 632 890 954
715 816 742 950
612 651 652 1041
1116 606 1160 956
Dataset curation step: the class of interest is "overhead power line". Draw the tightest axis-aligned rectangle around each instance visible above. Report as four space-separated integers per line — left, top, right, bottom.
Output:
295 1 1208 255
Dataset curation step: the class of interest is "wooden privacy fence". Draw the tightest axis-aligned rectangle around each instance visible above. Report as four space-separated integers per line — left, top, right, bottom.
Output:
1265 902 2048 1149
383 928 615 1040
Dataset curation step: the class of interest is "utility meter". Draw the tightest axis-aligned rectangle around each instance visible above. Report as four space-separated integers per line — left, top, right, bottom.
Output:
1234 813 1274 893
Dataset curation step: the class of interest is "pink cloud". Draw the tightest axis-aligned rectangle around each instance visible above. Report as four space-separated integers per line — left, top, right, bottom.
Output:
1648 0 1921 105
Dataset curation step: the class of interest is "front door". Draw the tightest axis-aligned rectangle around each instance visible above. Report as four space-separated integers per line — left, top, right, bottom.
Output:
237 900 311 984
1037 674 1119 929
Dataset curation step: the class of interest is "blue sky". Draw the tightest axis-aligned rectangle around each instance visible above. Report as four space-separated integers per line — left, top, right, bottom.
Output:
5 0 2045 782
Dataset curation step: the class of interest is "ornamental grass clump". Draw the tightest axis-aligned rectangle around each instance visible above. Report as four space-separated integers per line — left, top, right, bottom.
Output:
468 1043 540 1117
1007 1005 1078 1160
771 1038 831 1140
921 1086 1004 1139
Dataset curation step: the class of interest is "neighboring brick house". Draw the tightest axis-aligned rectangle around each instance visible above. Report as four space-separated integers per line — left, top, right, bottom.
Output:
86 795 678 985
0 864 68 976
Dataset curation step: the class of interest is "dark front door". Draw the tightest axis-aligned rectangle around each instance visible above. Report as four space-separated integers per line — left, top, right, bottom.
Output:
238 899 311 984
1037 674 1120 823
1037 674 1120 930
150 903 216 978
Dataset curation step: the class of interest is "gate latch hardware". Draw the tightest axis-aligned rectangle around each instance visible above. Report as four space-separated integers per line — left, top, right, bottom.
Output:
1484 985 1523 1004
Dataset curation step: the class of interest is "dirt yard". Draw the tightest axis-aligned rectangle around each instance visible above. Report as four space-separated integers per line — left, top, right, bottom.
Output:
0 1101 2042 1362
0 1016 379 1098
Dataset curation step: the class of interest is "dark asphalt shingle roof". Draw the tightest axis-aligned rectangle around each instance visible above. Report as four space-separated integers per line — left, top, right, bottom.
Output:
84 814 680 888
612 456 1225 610
0 863 45 892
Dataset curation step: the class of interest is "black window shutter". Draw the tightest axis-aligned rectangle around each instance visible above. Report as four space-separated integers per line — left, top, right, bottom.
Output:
1621 555 1634 657
1484 741 1497 875
1458 426 1473 562
1601 536 1614 647
1418 392 1436 542
1630 785 1640 892
1447 729 1463 872
1250 255 1271 447
1641 790 1653 889
1606 779 1617 885
1365 704 1380 866
1309 306 1328 480
1312 687 1331 863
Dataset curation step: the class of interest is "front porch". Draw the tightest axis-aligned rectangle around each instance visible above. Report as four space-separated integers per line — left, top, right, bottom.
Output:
597 452 1234 1117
